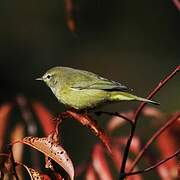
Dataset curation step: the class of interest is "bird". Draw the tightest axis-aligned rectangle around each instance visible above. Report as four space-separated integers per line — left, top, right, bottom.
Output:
36 66 158 110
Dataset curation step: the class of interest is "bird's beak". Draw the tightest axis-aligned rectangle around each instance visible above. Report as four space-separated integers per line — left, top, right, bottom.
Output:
36 77 43 81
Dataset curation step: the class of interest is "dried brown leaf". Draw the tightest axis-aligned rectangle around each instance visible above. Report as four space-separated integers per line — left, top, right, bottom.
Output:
17 135 74 180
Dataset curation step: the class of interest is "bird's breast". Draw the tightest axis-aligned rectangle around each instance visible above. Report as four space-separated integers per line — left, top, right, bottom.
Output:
57 88 109 109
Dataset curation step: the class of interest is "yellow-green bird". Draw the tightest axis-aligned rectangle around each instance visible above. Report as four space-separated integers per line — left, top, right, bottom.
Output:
36 66 158 110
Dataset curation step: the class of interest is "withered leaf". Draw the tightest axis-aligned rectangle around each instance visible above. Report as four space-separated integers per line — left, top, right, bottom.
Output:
19 136 74 180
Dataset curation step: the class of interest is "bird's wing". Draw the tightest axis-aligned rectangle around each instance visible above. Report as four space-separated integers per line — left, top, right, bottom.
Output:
71 70 128 91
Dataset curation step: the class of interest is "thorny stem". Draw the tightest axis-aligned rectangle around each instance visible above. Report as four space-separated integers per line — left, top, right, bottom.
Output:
95 111 134 126
125 148 180 177
129 112 180 172
119 66 179 180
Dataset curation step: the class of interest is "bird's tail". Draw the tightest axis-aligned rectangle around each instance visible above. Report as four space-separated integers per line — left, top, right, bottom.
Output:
109 91 159 105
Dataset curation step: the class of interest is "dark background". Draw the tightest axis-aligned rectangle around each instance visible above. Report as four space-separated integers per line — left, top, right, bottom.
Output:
0 0 179 179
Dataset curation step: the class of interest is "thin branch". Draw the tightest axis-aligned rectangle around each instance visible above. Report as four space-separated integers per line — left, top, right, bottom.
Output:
95 111 134 126
125 148 180 177
119 65 180 180
129 112 180 172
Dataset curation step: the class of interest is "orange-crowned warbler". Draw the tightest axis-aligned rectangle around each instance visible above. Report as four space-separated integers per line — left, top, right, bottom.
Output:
36 66 158 110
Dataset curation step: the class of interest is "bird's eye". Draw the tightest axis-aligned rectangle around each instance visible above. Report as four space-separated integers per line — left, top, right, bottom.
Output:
46 75 51 79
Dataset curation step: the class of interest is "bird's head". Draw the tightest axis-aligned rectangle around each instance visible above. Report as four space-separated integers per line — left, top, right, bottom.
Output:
36 67 62 89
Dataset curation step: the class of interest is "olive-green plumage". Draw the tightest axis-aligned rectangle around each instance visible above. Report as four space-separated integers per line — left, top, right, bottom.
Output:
36 66 158 110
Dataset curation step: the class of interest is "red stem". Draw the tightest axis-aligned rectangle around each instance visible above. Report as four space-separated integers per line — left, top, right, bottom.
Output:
119 65 179 179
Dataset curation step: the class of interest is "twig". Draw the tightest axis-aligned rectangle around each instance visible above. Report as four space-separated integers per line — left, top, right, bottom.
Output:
119 65 179 179
129 112 180 172
125 148 180 177
95 111 134 126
